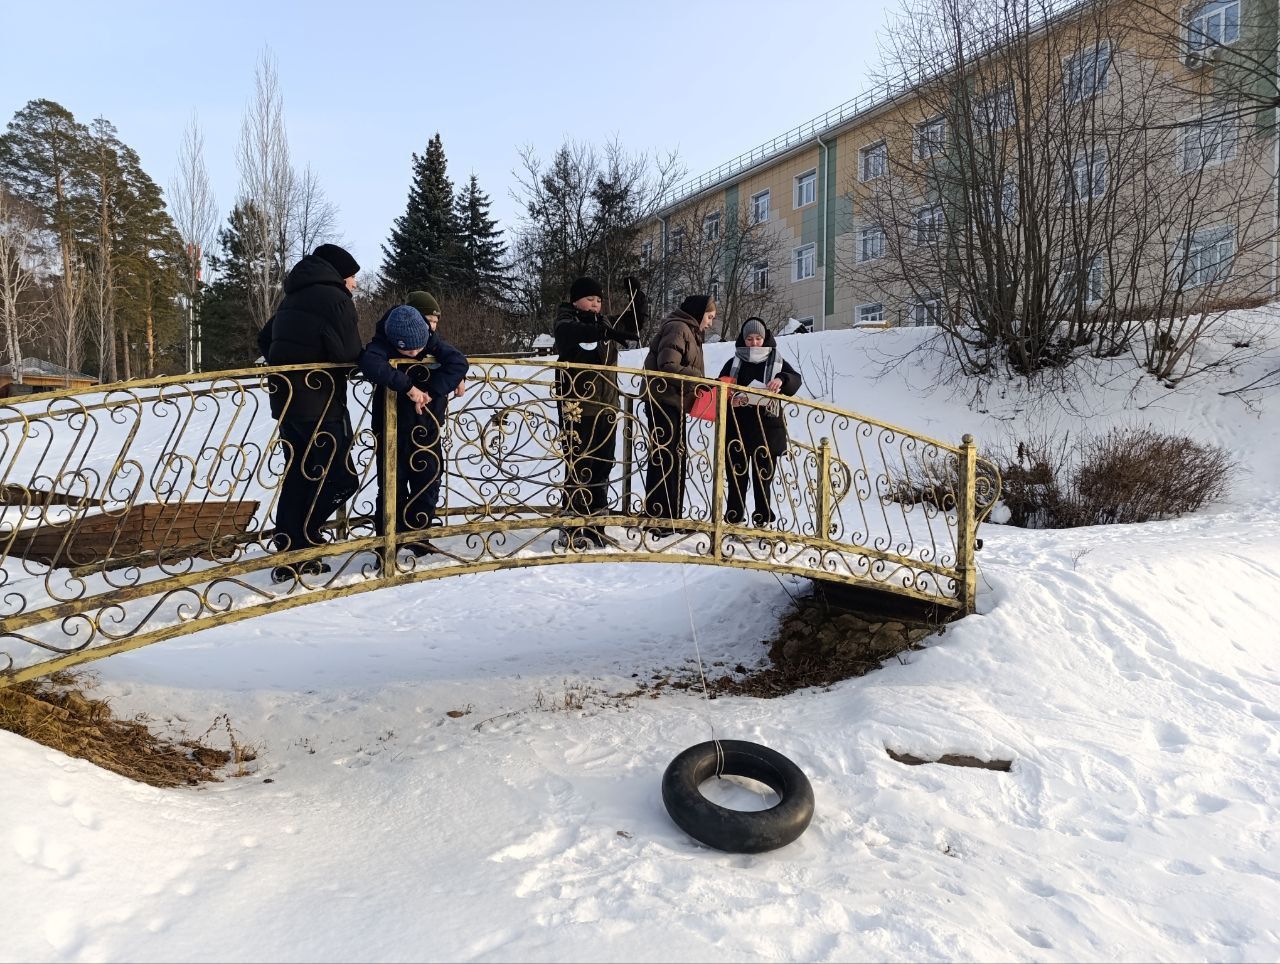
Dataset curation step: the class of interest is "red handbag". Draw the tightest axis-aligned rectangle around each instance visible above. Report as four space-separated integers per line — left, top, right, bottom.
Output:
689 376 736 421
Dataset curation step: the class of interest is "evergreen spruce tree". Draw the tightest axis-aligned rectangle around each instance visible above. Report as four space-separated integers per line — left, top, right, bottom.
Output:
454 173 508 303
199 203 262 371
380 133 462 296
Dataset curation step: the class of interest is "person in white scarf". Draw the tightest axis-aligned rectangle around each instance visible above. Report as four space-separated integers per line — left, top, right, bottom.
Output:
717 318 802 528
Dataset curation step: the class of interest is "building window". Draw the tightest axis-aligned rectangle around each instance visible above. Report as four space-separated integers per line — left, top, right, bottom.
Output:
1068 150 1107 201
668 227 684 255
1181 113 1237 171
750 190 771 225
1181 226 1235 287
709 276 721 301
860 141 887 181
641 239 653 268
914 117 946 160
793 243 816 282
999 177 1019 222
981 178 1019 223
855 303 885 325
670 289 684 307
976 86 1016 132
703 211 721 241
752 261 770 292
1187 0 1241 59
859 223 885 262
907 298 940 327
914 205 944 245
1060 254 1105 305
794 169 817 208
1064 42 1111 104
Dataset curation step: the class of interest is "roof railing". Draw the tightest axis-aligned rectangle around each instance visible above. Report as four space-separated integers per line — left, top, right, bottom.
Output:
654 0 1087 213
654 70 923 212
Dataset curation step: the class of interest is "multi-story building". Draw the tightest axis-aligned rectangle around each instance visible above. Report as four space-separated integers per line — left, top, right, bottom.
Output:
642 0 1279 334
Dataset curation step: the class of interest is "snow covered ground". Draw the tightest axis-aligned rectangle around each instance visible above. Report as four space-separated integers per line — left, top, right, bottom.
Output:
3 313 1279 963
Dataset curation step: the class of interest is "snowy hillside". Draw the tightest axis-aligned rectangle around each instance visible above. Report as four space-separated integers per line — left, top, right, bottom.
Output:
3 312 1279 963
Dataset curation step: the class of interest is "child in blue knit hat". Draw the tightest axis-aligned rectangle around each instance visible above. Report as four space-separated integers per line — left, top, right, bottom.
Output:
359 303 469 563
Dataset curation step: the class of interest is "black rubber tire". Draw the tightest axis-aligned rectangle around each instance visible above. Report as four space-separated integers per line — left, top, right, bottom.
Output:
661 739 815 853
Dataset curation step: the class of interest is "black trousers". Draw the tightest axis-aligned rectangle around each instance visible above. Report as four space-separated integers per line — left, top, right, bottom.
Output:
725 417 780 527
560 403 618 518
375 418 444 537
275 418 360 552
643 399 687 519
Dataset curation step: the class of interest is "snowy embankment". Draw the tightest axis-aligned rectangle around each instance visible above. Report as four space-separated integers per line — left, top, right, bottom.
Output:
3 311 1279 963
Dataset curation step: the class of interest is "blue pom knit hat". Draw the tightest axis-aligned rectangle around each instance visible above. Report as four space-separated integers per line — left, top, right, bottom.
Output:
385 305 429 350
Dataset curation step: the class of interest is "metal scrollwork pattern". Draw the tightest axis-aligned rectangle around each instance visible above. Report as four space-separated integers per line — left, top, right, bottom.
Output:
0 360 1000 684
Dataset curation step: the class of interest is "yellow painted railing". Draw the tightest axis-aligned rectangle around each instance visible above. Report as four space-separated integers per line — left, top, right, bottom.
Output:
0 359 999 686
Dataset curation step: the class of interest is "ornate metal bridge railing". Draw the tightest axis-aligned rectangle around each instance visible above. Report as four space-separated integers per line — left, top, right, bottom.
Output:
0 360 999 686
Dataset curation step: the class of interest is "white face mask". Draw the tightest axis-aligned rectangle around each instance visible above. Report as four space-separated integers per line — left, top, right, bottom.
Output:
747 346 771 363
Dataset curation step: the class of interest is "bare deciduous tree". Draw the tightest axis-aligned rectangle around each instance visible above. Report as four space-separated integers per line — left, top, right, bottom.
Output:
236 49 294 332
0 185 49 382
850 0 1277 385
660 193 795 339
292 163 339 262
169 113 218 372
512 138 682 331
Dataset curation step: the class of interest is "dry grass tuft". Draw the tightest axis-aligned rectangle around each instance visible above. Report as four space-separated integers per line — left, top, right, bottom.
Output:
0 673 255 788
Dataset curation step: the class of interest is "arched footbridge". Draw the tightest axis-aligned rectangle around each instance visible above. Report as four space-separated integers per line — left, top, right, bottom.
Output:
0 359 1000 686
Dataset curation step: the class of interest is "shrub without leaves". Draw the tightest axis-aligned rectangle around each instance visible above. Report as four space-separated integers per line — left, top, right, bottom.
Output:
994 428 1233 528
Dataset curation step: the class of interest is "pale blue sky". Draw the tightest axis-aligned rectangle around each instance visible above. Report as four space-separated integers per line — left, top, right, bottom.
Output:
0 0 900 274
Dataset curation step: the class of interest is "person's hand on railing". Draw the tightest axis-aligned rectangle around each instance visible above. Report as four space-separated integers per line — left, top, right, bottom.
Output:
407 385 431 414
731 391 749 408
453 380 467 399
766 377 783 393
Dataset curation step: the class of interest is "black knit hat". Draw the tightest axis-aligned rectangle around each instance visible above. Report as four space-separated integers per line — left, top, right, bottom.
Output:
312 243 360 279
679 294 715 320
569 277 603 302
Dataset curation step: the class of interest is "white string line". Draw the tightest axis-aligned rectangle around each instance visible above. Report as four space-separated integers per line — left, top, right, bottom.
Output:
680 563 725 778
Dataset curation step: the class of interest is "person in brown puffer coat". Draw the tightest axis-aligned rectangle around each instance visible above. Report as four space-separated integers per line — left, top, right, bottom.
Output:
641 294 716 528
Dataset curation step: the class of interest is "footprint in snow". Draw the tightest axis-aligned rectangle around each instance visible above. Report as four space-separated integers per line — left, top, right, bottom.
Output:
1149 720 1190 752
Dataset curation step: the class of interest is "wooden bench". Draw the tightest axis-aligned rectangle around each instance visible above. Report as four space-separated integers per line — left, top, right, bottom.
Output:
0 483 106 508
5 499 261 572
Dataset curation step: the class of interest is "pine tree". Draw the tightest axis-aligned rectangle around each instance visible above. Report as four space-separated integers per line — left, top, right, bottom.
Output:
115 146 184 378
380 133 462 296
77 117 128 380
454 173 508 303
0 99 91 372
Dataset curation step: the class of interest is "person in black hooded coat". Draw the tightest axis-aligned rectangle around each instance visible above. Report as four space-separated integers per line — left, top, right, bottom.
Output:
717 317 802 527
256 244 363 580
